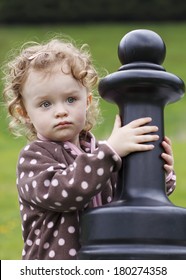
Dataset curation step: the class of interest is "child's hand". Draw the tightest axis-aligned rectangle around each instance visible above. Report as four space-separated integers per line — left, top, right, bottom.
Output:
161 136 174 176
107 115 159 157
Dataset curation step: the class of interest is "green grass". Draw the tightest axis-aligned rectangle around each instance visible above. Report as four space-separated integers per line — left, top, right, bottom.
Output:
1 22 186 259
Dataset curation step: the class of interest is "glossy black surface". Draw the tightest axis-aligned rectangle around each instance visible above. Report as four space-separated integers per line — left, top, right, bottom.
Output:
79 29 186 259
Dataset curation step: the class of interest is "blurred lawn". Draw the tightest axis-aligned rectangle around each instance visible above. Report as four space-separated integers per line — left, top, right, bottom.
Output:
1 23 186 259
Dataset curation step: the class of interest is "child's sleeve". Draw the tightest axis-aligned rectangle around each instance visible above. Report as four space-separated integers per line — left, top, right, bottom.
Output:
166 171 176 195
17 141 122 212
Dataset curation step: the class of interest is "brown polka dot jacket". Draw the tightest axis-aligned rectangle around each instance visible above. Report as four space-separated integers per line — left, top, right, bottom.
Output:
16 132 176 260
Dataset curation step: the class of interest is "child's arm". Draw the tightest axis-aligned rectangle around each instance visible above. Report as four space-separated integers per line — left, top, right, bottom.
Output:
17 141 122 212
107 115 176 195
161 136 176 195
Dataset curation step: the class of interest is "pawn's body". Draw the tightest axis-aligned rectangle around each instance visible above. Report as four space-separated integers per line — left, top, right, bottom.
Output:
78 29 186 260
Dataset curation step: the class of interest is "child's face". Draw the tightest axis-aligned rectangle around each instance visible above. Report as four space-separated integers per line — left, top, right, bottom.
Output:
22 67 90 146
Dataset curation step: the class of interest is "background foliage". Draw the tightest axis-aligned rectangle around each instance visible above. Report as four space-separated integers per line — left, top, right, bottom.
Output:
1 22 186 259
0 0 186 23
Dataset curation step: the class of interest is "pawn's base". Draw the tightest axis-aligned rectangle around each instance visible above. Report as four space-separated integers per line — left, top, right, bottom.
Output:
78 204 186 260
78 244 186 260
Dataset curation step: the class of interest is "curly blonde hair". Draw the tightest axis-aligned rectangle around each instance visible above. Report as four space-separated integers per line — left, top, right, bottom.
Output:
3 37 100 140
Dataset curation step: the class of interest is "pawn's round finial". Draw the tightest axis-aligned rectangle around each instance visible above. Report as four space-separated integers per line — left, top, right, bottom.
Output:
118 29 166 66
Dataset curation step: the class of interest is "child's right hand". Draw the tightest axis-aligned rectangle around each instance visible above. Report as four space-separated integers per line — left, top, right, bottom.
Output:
107 115 159 157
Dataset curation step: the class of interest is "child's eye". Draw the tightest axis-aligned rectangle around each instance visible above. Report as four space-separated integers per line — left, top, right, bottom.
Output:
67 97 76 104
41 101 51 108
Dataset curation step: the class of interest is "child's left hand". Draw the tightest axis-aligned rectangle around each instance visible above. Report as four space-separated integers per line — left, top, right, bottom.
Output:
161 136 174 176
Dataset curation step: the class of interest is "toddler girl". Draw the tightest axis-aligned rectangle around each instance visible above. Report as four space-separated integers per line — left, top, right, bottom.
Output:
3 37 175 259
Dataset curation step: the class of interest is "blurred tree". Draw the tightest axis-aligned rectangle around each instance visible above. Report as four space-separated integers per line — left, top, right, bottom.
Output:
0 0 186 23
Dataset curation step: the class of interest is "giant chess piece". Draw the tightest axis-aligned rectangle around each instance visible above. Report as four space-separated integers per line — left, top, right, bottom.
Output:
78 29 186 259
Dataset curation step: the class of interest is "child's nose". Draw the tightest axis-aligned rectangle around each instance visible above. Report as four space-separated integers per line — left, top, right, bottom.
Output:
54 104 68 118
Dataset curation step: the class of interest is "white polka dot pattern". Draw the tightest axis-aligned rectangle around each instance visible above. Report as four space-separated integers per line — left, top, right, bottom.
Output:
16 134 122 259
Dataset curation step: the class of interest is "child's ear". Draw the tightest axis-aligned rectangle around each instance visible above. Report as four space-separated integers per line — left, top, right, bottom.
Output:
87 93 92 108
16 106 31 123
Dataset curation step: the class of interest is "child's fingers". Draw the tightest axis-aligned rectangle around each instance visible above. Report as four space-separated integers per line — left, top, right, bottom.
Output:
135 125 159 135
137 134 159 143
161 152 173 166
128 117 153 128
164 136 172 145
162 140 172 155
111 115 121 133
164 164 173 174
135 143 155 151
114 114 121 128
